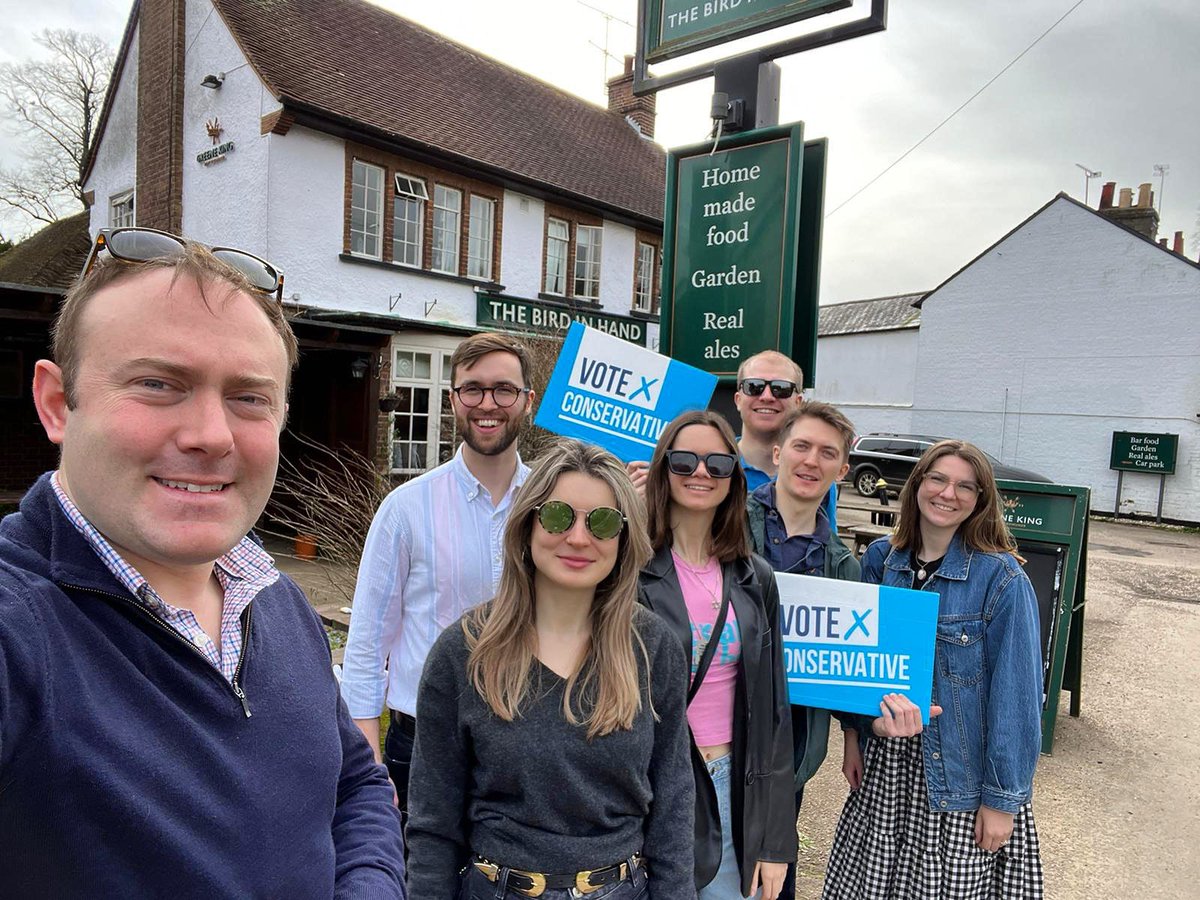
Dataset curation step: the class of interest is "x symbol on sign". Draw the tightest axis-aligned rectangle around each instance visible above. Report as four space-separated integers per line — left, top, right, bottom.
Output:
630 375 658 402
845 610 871 640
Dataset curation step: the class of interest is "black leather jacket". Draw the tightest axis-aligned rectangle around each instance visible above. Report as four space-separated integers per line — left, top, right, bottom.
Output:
638 546 797 894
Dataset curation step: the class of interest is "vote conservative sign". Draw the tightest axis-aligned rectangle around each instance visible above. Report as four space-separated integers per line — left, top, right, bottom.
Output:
535 322 718 463
776 573 939 721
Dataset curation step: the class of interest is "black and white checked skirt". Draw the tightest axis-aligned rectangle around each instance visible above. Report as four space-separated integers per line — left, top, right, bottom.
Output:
822 734 1044 900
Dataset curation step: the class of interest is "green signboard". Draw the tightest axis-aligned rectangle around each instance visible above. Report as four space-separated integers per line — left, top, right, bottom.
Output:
476 293 648 347
661 123 809 381
644 0 850 63
1109 431 1178 474
996 480 1090 755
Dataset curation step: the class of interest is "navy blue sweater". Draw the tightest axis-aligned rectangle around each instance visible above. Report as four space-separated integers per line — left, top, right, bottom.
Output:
0 475 406 898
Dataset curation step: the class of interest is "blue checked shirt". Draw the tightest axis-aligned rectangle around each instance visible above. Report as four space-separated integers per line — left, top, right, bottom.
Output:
51 472 280 683
341 446 529 719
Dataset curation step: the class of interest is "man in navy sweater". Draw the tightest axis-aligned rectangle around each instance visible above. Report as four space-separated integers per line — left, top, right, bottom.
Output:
0 230 406 897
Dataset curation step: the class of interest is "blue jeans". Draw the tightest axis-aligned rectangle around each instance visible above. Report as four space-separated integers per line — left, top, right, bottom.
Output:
699 754 760 900
457 857 648 900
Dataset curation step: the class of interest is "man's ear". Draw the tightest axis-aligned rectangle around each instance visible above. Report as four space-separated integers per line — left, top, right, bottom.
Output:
772 444 781 467
837 461 850 482
32 360 69 445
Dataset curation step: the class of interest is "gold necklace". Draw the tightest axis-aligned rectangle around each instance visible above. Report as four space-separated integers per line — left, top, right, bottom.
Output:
675 553 722 611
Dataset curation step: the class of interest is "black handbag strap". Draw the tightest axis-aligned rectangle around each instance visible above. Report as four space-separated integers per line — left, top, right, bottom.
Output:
688 586 731 706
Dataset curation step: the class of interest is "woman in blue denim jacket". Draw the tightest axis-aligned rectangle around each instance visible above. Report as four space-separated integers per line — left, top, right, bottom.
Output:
823 440 1045 899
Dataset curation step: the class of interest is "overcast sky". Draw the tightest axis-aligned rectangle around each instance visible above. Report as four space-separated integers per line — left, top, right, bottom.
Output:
2 0 1197 302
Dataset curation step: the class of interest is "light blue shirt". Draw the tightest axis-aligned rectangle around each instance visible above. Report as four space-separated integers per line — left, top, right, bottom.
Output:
341 446 529 718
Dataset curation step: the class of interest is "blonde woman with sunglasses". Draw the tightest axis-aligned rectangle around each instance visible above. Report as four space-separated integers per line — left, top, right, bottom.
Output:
406 439 695 899
638 411 795 900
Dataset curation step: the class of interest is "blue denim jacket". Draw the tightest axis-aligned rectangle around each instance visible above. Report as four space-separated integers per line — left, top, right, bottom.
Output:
861 535 1042 814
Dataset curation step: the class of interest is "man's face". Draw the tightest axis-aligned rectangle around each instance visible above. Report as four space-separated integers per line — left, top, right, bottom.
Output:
36 269 289 574
733 357 803 441
774 416 850 505
450 350 533 457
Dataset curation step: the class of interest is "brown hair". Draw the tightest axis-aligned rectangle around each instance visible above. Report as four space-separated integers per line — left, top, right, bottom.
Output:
449 331 532 388
644 410 751 562
53 245 299 407
463 439 653 739
777 402 857 461
891 439 1019 557
735 349 804 385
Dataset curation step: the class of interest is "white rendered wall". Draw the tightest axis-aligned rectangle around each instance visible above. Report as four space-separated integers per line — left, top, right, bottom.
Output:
181 0 280 255
812 328 918 438
84 26 139 236
599 220 636 312
911 197 1200 519
500 190 545 299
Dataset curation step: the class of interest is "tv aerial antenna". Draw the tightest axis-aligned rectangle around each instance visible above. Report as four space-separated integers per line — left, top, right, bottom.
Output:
1153 164 1169 212
1074 163 1101 207
578 0 633 84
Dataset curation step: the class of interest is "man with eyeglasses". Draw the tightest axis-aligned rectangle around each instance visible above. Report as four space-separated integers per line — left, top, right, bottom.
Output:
0 229 405 896
343 332 536 819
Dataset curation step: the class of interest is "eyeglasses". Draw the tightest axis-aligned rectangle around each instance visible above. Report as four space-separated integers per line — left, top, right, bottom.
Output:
738 378 798 399
666 450 738 479
535 500 626 540
922 471 981 499
452 384 530 408
81 227 285 300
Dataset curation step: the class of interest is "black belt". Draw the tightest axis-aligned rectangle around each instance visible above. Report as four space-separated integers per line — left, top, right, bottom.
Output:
472 854 641 897
389 710 416 738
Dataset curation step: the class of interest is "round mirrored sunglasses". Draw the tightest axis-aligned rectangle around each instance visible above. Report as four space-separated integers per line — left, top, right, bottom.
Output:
535 499 626 540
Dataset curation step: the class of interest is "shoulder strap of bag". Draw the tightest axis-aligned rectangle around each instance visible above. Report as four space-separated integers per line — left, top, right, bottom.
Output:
688 585 731 706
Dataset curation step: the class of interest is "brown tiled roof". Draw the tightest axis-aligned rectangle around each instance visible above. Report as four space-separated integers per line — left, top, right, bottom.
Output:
818 292 924 336
214 0 665 223
0 212 91 292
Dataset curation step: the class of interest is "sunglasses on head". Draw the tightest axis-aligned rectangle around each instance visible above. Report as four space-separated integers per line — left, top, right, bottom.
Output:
738 378 798 399
666 450 738 479
81 227 285 301
535 499 626 541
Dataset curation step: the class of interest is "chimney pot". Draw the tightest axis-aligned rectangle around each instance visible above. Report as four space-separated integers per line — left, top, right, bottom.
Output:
1099 181 1116 210
1173 231 1185 255
624 54 634 76
1158 238 1169 247
1118 187 1133 208
1099 183 1160 241
1137 183 1153 208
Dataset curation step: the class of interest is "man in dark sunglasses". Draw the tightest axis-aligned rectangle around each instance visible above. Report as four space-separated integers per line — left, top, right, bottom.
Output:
1 234 406 896
732 350 806 491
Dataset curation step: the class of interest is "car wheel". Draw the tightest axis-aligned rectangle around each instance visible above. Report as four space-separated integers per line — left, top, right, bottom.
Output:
855 467 881 497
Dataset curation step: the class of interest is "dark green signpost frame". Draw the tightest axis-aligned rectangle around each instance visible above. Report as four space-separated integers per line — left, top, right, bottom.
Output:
995 480 1091 754
1109 431 1178 474
644 0 851 63
661 124 820 384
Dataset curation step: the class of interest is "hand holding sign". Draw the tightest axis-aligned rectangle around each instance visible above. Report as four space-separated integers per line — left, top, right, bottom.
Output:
871 693 943 739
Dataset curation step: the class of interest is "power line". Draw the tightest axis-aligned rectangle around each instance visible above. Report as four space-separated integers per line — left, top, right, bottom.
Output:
826 0 1089 219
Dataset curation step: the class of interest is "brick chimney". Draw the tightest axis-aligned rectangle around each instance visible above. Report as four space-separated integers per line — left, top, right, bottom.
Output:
607 55 656 139
1097 181 1159 241
1173 231 1185 256
136 0 186 233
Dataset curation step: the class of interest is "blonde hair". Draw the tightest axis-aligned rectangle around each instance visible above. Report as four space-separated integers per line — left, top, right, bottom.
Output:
463 439 653 739
735 349 803 385
891 439 1019 557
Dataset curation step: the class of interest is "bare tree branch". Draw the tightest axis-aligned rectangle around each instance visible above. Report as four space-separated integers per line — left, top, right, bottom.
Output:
0 29 114 231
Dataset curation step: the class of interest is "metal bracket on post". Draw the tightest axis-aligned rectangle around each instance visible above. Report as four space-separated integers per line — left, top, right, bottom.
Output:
712 56 782 134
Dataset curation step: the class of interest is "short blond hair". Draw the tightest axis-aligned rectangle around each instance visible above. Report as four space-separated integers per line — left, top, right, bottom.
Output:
736 349 803 385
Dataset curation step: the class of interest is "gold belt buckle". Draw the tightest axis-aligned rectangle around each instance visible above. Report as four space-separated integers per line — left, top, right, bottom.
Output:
473 860 500 882
518 872 546 898
575 868 607 894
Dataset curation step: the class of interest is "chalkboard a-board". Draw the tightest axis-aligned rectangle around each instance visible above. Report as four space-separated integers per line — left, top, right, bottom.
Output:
1019 541 1065 704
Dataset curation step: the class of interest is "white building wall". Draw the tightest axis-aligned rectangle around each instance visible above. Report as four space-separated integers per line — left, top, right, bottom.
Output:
599 220 636 313
84 27 139 236
911 197 1200 519
500 190 544 298
812 328 917 435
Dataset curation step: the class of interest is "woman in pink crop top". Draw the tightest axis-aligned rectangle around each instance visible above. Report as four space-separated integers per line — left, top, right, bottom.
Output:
637 410 795 900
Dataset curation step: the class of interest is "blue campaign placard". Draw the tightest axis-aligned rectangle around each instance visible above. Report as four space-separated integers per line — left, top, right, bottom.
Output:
534 322 718 462
775 573 939 721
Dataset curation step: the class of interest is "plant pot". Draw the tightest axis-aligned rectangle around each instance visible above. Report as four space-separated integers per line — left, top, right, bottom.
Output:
379 395 402 413
294 533 318 561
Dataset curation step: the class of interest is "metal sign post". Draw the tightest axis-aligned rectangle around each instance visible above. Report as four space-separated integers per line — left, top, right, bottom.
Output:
1109 431 1177 522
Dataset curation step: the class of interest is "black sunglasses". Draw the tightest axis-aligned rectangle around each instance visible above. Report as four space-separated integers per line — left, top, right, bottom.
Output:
81 227 285 301
738 378 798 399
535 500 626 541
666 450 738 479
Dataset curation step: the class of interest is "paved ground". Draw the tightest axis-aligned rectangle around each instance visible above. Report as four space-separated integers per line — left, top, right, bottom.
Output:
274 514 1200 899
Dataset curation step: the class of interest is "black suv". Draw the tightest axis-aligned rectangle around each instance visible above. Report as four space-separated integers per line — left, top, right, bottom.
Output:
847 433 1051 496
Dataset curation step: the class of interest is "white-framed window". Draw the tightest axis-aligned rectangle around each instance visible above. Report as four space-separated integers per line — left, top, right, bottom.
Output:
390 346 457 474
350 160 384 259
574 224 603 300
393 173 427 268
431 185 462 274
634 241 656 312
544 217 569 295
467 195 495 280
109 190 134 228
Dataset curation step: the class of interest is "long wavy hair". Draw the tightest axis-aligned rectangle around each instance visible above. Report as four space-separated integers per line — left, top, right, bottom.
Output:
891 439 1018 556
644 410 750 562
463 439 653 739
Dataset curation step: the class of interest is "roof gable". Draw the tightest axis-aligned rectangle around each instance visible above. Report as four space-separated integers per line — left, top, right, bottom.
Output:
212 0 666 222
